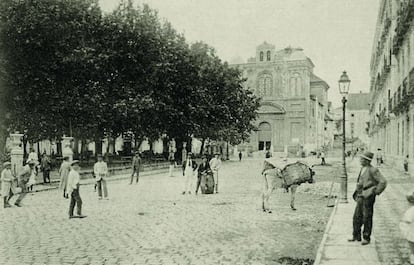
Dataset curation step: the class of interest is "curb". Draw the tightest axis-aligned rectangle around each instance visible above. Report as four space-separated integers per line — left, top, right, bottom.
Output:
313 198 339 265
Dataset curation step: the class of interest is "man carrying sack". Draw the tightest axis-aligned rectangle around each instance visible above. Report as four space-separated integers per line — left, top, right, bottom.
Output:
349 151 387 245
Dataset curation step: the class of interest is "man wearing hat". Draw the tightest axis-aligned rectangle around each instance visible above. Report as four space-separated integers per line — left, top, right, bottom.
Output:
196 155 211 194
14 159 36 207
209 153 222 193
67 160 86 218
1 162 15 208
349 151 387 245
182 152 197 195
94 154 108 199
130 151 141 184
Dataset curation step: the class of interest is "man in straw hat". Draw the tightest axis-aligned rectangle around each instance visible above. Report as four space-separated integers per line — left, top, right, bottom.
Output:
1 162 15 208
209 152 222 193
67 160 86 219
14 159 36 207
94 154 108 200
349 151 387 245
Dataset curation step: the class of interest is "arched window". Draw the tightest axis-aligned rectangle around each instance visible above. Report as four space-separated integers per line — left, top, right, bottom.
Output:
266 51 271 61
260 51 264 61
290 73 302 96
258 122 272 151
257 73 273 97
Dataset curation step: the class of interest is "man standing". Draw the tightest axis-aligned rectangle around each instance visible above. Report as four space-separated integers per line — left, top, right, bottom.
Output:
14 160 36 207
41 152 52 184
196 155 211 194
130 151 141 184
182 152 197 195
94 154 108 200
67 160 86 219
209 153 222 193
349 151 387 245
320 151 326 165
59 156 71 198
1 162 15 208
168 153 175 177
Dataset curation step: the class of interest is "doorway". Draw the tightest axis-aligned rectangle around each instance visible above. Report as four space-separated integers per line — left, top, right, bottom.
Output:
258 122 272 151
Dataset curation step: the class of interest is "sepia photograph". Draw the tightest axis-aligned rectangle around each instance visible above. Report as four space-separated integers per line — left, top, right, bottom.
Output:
0 0 413 264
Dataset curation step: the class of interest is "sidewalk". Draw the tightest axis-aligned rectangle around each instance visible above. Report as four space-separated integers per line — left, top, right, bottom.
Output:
314 196 381 265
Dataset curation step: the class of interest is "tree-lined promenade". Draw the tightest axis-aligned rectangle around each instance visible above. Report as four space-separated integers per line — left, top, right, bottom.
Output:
0 0 260 160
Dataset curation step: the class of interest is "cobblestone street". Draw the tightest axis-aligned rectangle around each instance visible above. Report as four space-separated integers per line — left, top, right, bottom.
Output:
346 158 414 265
0 158 335 265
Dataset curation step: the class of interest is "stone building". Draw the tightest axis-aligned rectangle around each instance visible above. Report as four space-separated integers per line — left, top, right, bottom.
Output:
231 42 331 154
369 0 414 167
332 92 370 147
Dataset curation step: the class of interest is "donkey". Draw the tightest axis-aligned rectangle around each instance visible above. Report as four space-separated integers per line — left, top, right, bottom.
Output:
261 161 315 213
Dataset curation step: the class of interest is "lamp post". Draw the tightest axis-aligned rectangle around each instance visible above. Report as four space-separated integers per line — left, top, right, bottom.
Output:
338 71 351 203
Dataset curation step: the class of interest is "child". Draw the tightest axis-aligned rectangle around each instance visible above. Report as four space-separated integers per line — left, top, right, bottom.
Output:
1 162 14 208
400 193 414 264
405 155 409 174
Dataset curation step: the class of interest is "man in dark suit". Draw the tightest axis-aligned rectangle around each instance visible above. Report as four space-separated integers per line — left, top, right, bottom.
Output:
349 151 387 245
195 155 211 194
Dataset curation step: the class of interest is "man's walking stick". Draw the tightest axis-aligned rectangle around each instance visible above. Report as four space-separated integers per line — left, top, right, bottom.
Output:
215 171 218 193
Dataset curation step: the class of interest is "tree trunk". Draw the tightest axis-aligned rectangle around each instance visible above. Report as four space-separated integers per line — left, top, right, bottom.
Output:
199 138 205 155
95 138 102 156
73 138 79 158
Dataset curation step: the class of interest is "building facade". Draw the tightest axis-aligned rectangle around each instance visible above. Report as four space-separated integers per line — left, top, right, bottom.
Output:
231 42 331 154
369 0 414 166
332 92 370 148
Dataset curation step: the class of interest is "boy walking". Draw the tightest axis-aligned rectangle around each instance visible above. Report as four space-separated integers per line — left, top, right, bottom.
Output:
130 151 141 184
94 154 109 200
67 160 86 219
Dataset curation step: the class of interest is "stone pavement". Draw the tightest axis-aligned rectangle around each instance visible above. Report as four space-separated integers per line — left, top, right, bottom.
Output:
315 157 414 265
0 157 336 265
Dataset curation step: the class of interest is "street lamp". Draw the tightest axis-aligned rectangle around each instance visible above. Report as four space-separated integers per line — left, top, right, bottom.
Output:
338 71 351 203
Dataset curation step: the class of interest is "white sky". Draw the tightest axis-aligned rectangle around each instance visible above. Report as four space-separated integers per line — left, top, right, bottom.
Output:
99 0 380 107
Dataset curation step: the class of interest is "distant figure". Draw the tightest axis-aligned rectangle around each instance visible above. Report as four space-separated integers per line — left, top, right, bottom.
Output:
41 152 52 184
130 151 141 184
238 151 242 162
94 154 108 200
209 153 222 193
1 162 15 208
376 148 383 167
59 156 71 199
321 151 326 165
28 147 39 175
168 153 175 177
404 155 409 174
265 150 272 158
182 152 197 195
400 193 414 264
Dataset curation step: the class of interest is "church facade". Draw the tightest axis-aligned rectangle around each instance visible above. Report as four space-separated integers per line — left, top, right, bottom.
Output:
231 42 330 154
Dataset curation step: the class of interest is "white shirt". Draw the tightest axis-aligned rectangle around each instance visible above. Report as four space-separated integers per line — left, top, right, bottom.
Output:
67 169 80 194
28 152 38 162
93 161 108 181
209 158 222 172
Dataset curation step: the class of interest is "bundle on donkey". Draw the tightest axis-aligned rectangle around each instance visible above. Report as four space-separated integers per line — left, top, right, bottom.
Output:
261 159 315 213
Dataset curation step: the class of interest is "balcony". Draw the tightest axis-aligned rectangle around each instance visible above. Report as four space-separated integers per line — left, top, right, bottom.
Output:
392 1 414 55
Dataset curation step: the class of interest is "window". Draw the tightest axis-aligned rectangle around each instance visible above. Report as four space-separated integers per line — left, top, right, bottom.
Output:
260 51 264 61
266 51 271 61
290 73 302 96
257 73 273 97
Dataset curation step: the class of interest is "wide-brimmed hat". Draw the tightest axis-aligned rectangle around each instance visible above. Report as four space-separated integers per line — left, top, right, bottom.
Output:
71 160 80 166
3 161 11 167
360 151 374 161
97 154 103 158
214 152 220 156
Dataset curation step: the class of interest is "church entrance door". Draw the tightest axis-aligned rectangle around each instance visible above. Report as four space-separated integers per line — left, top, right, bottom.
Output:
258 122 271 151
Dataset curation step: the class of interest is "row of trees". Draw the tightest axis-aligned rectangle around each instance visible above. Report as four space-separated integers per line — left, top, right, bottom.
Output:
0 0 259 159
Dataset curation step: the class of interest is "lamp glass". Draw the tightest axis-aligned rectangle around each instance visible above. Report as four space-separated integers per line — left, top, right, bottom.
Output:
338 71 351 95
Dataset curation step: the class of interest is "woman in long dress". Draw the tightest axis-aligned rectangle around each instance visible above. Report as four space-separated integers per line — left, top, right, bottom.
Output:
59 157 71 198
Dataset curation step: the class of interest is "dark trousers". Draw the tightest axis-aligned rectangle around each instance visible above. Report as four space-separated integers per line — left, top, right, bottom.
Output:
195 175 202 193
15 183 28 205
353 195 376 241
321 158 326 165
97 179 108 198
43 170 50 183
130 169 140 183
69 188 82 217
